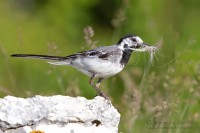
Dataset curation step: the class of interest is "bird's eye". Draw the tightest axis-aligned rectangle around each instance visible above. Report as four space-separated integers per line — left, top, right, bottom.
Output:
131 38 137 42
124 44 128 48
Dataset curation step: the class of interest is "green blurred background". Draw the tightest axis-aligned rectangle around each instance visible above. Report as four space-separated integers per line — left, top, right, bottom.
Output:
0 0 200 132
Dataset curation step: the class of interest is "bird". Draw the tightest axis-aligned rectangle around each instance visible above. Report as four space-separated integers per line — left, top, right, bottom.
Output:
11 34 157 99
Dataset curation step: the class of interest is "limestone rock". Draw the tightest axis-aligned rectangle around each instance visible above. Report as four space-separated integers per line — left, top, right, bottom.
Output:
0 95 120 133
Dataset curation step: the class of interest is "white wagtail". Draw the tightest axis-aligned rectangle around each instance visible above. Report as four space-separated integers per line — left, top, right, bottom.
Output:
11 34 157 99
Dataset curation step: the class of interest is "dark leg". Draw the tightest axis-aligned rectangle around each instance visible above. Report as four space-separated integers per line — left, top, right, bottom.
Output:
89 74 109 99
95 78 103 91
89 73 99 93
95 78 109 99
89 75 95 86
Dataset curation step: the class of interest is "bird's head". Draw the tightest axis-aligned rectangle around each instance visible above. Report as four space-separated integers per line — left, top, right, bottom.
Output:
117 34 158 63
116 34 149 52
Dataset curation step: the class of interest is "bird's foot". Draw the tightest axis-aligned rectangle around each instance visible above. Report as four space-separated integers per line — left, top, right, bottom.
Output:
97 92 111 106
91 81 111 106
98 92 109 100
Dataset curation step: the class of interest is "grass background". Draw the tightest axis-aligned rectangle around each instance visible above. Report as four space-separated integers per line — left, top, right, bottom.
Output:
0 0 200 132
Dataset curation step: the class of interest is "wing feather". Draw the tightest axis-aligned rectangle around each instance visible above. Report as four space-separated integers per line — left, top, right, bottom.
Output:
64 49 112 60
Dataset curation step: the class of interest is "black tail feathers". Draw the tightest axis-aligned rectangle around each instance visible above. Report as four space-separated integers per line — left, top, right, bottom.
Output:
11 54 65 61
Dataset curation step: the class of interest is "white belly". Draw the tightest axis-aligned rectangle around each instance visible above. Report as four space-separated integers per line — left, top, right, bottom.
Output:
71 57 124 78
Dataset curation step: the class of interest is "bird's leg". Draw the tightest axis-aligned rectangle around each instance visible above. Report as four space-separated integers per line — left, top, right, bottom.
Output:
89 75 95 86
89 74 99 94
95 78 109 99
95 78 103 90
89 74 109 100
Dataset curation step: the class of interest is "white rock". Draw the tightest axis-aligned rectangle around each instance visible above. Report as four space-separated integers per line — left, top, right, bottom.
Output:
0 95 120 133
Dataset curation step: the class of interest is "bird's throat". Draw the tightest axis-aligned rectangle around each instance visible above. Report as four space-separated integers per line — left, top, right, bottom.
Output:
120 49 132 66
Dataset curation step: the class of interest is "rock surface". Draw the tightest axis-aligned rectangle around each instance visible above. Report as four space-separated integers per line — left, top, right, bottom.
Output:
0 95 120 133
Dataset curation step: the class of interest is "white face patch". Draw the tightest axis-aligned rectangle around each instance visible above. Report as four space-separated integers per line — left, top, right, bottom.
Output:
119 36 144 50
135 36 143 44
124 38 133 45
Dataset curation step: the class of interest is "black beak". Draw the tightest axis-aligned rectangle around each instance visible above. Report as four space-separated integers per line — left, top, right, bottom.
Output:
137 42 149 49
129 43 148 49
128 42 151 51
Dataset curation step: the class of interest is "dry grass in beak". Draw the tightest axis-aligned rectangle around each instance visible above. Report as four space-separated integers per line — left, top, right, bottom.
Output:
129 45 158 64
147 46 158 64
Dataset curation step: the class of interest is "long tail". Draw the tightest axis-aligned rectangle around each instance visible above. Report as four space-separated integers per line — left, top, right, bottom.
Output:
11 54 70 65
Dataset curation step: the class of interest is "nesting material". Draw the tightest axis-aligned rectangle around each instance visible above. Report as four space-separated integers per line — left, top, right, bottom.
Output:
130 45 158 64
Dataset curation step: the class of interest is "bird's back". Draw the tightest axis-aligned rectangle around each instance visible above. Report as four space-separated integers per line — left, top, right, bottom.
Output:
67 45 123 78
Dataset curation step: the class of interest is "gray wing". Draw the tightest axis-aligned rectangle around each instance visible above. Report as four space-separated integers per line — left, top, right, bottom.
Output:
64 45 122 61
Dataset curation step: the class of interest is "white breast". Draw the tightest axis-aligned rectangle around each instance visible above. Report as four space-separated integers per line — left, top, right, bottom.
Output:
70 57 124 78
